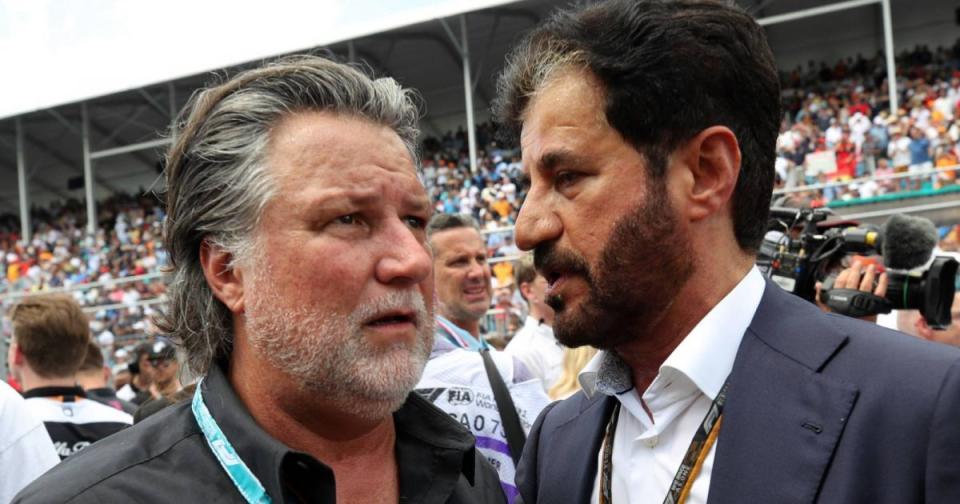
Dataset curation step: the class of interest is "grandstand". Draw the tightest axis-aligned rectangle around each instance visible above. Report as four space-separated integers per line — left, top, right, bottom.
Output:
2 0 960 375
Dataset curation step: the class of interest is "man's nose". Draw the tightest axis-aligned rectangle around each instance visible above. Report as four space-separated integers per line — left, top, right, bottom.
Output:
376 223 432 286
514 190 561 251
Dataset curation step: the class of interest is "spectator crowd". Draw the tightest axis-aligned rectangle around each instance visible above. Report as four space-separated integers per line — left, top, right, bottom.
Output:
775 42 960 203
2 42 960 372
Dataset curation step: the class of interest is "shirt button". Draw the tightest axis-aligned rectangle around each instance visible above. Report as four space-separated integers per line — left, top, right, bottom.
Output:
644 436 659 448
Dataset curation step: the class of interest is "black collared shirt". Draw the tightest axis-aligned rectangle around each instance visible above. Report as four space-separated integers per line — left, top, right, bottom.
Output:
14 364 506 503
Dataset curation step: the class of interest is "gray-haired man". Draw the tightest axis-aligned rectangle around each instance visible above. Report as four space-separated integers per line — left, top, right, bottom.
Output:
15 56 505 504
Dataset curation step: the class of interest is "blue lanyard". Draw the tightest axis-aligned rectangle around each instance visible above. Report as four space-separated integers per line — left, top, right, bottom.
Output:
192 379 272 504
436 316 488 350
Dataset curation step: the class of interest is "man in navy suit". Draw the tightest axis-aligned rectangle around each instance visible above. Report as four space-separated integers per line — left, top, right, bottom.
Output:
492 0 960 502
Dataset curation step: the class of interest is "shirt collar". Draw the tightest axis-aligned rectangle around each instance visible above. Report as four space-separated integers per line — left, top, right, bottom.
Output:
201 361 479 502
22 385 86 400
201 362 314 502
579 266 766 400
660 266 766 399
435 315 487 351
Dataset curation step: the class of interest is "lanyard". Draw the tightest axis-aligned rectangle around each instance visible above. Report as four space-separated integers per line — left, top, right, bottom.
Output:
436 317 488 350
600 381 729 504
192 380 272 504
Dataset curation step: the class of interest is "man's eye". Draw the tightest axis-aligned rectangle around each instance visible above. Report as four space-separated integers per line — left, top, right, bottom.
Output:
336 214 358 225
555 171 580 188
405 216 427 229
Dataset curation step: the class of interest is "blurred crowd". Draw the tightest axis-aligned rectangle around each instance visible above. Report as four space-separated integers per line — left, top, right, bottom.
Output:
775 43 960 203
2 44 960 355
1 193 168 354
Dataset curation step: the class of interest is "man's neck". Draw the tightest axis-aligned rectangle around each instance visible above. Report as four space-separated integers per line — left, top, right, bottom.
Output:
228 333 399 503
441 311 481 338
21 371 77 392
228 333 397 459
615 258 753 393
75 372 105 391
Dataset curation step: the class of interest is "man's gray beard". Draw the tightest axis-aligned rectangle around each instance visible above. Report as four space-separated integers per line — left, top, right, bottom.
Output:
245 287 433 421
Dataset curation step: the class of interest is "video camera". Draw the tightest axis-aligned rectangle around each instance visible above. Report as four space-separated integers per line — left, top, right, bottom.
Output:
758 207 958 329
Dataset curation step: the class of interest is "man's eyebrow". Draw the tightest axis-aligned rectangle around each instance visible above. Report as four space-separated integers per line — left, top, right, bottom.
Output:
402 193 431 213
538 149 588 173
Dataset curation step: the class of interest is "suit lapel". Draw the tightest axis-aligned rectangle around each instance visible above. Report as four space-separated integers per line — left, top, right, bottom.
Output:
538 393 615 504
708 282 860 504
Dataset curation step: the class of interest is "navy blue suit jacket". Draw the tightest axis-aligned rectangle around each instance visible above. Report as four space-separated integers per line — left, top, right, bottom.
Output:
516 281 960 503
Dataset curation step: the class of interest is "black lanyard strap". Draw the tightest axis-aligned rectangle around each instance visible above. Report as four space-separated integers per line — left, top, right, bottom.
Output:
600 381 729 504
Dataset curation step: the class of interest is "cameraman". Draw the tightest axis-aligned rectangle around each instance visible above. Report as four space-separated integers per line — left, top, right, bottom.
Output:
818 259 960 348
816 259 888 323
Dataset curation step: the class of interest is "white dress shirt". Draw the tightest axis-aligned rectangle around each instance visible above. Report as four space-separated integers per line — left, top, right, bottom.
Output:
580 267 766 504
506 316 564 391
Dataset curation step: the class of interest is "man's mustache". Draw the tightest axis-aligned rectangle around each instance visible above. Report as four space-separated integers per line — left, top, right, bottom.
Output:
533 241 592 284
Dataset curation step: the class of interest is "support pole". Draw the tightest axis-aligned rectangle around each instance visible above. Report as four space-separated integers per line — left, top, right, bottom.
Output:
169 82 178 145
348 41 356 63
880 0 898 114
15 118 30 243
81 103 96 236
460 14 478 175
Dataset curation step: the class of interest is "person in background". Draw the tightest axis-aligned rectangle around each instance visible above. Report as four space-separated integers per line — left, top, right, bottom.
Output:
0 380 59 503
145 337 182 400
421 214 549 502
111 365 131 391
77 341 137 415
506 255 563 392
429 213 493 351
7 294 132 459
115 342 154 405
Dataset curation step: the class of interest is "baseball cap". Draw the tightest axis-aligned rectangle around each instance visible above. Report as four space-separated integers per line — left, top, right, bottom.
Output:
147 337 176 363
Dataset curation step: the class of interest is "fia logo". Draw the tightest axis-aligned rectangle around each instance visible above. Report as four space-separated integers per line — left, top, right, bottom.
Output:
447 388 474 405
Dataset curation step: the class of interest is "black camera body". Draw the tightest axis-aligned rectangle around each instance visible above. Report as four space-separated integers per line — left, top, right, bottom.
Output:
758 207 957 329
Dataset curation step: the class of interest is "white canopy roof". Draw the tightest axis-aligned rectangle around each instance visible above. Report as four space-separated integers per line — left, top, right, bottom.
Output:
0 0 518 120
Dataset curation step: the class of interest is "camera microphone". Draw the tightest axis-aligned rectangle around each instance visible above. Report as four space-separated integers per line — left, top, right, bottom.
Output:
880 214 938 271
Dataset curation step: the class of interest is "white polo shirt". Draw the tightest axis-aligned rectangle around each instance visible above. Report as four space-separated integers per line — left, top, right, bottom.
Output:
581 267 765 504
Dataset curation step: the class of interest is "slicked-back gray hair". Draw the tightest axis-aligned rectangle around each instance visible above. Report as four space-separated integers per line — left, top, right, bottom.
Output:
158 55 422 375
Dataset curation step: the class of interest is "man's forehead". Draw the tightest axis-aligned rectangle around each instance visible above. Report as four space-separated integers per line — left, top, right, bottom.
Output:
432 227 484 253
268 111 416 180
519 70 608 170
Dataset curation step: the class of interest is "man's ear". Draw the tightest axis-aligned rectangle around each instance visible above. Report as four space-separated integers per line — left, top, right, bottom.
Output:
10 344 26 367
199 239 246 314
672 126 741 222
519 281 533 302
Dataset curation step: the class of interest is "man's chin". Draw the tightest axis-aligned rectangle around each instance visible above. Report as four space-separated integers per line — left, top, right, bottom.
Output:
552 301 632 350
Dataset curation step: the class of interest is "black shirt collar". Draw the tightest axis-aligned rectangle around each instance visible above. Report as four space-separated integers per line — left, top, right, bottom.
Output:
201 363 329 502
23 385 86 401
200 362 479 503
